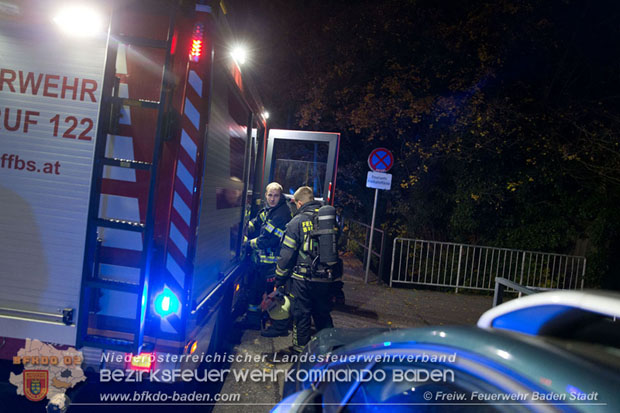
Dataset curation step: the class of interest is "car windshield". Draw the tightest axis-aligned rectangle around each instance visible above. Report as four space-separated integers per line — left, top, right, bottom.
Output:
341 360 532 413
495 320 620 373
540 336 620 372
314 353 540 413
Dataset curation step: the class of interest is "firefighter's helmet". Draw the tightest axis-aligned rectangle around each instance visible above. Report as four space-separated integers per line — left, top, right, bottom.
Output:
261 290 290 320
268 294 290 320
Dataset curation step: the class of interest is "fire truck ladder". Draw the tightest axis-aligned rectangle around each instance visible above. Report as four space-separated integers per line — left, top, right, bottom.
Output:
77 11 177 355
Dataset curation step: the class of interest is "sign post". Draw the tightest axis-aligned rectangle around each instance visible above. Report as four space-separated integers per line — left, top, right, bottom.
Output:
365 148 393 283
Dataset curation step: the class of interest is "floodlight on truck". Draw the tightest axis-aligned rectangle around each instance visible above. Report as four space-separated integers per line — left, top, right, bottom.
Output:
231 44 247 65
52 4 104 37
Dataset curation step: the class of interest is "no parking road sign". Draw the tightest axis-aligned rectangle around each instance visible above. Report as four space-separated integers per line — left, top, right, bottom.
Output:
364 148 394 283
368 148 394 172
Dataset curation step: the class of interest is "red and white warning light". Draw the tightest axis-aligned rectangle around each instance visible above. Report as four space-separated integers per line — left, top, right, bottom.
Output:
190 23 204 62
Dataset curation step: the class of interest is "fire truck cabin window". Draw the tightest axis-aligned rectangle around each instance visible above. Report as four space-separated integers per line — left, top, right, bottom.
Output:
217 89 248 210
272 139 329 198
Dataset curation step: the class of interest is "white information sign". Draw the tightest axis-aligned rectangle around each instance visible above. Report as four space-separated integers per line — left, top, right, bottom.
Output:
366 171 392 190
0 13 109 344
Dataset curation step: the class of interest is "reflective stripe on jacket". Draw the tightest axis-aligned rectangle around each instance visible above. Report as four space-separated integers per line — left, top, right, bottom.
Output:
276 200 323 282
248 197 292 265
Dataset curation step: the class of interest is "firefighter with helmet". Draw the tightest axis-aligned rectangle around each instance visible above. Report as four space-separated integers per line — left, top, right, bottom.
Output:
275 186 341 352
243 182 292 333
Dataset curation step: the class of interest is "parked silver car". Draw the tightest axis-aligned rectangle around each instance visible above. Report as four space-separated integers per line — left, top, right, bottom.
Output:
273 290 620 412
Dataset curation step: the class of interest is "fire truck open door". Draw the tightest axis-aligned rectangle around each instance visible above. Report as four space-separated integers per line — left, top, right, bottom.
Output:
263 130 340 205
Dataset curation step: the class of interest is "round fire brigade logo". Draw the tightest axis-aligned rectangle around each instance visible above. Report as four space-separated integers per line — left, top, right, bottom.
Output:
23 370 49 402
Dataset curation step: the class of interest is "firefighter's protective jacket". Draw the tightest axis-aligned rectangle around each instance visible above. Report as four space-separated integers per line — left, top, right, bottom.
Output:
275 200 324 284
247 196 291 265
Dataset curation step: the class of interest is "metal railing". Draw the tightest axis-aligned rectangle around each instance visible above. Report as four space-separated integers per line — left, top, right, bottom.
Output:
390 238 586 292
344 218 385 282
492 277 552 306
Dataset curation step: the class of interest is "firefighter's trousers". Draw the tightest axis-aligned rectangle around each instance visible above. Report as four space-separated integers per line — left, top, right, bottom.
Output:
241 263 276 329
290 278 334 350
249 263 276 308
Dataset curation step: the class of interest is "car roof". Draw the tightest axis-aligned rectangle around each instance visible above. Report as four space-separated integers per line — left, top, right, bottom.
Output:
477 290 620 335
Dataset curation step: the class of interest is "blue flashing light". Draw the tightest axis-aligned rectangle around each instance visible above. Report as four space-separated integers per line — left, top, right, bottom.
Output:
154 287 180 318
383 341 392 347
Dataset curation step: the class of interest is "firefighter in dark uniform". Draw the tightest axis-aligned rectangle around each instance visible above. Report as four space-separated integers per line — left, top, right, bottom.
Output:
244 182 292 332
275 186 339 352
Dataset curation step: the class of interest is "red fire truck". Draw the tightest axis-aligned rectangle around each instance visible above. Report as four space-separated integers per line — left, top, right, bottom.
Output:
0 0 339 370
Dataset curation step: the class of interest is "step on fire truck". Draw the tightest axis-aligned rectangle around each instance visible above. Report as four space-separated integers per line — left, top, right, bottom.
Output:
0 0 339 372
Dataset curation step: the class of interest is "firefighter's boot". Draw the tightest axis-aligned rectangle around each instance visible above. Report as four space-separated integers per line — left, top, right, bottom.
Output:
261 318 289 337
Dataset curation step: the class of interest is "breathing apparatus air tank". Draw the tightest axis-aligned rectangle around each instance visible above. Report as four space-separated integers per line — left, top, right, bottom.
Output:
317 205 338 266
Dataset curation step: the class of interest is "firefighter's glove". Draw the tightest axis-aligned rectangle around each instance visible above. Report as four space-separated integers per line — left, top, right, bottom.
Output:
260 290 284 312
240 236 251 258
274 276 287 289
